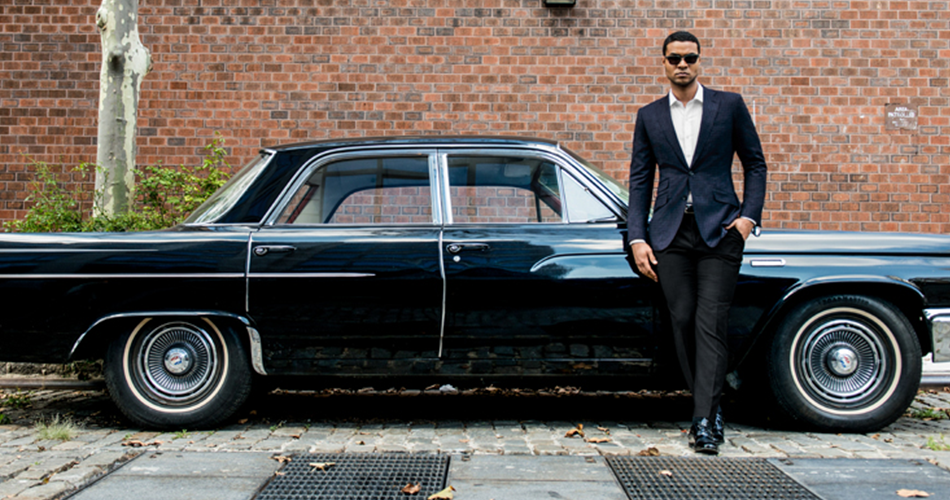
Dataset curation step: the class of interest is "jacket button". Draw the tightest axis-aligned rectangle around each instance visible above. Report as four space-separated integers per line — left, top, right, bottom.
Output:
688 171 695 176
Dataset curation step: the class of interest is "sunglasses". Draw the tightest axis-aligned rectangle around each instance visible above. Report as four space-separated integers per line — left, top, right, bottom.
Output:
665 53 699 65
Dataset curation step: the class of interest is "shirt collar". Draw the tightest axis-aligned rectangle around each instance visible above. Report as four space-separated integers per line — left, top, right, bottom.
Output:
668 84 704 108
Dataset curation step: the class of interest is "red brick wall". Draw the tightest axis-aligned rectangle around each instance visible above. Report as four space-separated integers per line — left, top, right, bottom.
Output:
1 0 948 232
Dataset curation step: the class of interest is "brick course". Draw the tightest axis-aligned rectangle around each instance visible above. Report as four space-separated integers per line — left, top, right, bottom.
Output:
1 0 948 231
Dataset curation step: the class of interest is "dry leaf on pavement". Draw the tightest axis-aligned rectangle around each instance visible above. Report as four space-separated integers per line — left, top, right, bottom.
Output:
427 485 455 500
272 455 292 464
565 424 585 438
637 447 660 456
585 437 611 443
659 470 673 477
896 490 930 498
309 462 335 471
401 483 422 495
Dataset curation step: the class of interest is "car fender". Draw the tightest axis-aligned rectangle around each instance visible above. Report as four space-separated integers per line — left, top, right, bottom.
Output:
739 274 928 368
69 310 266 376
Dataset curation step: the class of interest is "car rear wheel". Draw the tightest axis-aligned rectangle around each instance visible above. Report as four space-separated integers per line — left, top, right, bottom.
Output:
768 295 921 432
104 317 252 429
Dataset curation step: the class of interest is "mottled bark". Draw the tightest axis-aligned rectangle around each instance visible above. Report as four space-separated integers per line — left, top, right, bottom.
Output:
95 0 151 216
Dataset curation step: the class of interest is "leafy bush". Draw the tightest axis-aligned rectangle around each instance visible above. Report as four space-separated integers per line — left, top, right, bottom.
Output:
4 137 231 233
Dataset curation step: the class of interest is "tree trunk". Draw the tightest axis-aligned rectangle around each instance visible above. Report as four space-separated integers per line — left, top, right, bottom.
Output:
95 0 151 216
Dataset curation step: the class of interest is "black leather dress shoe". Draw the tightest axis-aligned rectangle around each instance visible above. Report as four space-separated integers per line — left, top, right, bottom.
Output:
712 407 725 444
688 418 719 455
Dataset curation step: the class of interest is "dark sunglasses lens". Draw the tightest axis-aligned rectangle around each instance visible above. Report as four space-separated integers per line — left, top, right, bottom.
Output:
666 54 699 65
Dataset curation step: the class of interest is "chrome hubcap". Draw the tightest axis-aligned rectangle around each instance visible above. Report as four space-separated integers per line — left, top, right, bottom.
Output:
133 321 220 406
799 316 887 407
163 347 192 375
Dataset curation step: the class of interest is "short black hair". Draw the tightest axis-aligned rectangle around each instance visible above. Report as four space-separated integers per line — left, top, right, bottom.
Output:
662 31 701 55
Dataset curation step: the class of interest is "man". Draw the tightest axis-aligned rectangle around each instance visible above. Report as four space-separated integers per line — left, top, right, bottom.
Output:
627 31 768 455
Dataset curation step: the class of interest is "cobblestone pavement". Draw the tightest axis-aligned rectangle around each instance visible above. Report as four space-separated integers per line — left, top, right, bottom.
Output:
0 385 949 499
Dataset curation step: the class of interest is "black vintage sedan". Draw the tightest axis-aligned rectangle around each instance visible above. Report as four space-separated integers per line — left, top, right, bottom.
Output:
1 136 947 431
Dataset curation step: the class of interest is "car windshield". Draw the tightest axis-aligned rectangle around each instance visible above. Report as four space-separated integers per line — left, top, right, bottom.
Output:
184 152 272 224
562 146 628 203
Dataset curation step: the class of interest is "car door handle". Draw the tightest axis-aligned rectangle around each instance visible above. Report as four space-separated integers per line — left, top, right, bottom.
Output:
446 243 490 254
253 245 296 256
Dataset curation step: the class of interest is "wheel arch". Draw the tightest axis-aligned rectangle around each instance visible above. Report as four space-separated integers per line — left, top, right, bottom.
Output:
69 311 266 376
737 276 929 373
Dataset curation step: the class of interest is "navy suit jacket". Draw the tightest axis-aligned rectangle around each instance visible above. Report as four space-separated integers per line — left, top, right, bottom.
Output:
627 87 767 251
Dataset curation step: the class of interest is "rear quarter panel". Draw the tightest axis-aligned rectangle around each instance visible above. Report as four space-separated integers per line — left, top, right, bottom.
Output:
0 228 250 362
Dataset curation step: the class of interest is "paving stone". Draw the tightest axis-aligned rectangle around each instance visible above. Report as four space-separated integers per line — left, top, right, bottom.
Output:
12 479 72 500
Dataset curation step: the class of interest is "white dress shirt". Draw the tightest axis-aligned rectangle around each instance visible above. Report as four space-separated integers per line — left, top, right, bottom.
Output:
669 84 704 172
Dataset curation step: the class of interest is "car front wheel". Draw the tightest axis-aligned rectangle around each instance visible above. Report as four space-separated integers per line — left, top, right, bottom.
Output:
768 295 921 432
104 317 252 429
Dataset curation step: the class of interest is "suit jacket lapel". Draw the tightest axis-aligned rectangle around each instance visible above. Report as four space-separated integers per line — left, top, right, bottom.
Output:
692 87 721 168
655 99 690 170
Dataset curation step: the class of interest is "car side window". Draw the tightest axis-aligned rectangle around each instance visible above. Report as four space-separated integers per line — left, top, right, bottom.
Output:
563 173 616 223
277 156 433 224
447 156 563 224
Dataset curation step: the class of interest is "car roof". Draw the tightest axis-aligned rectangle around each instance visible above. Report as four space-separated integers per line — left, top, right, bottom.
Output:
264 135 561 153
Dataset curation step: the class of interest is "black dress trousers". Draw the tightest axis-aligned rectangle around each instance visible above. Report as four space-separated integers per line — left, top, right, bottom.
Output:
654 212 744 421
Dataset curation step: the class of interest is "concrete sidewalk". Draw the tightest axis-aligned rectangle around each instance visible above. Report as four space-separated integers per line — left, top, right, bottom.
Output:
66 451 950 500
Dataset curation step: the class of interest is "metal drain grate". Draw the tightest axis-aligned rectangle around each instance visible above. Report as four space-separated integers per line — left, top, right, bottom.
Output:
255 453 449 500
607 457 819 500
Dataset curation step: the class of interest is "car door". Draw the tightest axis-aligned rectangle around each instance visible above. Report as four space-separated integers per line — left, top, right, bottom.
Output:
247 151 444 375
439 149 657 376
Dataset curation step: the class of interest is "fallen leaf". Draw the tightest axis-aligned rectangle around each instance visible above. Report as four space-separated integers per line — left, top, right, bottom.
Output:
637 447 660 456
427 485 455 500
872 434 881 440
249 410 258 415
237 419 248 425
356 440 365 445
565 424 585 438
272 455 292 464
897 489 930 498
401 483 422 495
310 462 335 471
122 440 161 447
425 384 440 391
659 470 673 477
585 437 611 443
274 471 285 476
597 427 610 433
459 439 470 443
290 434 301 439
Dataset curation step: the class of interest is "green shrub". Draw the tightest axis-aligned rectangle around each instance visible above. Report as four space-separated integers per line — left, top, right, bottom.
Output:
4 136 231 233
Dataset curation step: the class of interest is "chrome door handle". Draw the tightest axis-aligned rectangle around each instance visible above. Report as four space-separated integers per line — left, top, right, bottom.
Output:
446 243 490 254
253 245 296 256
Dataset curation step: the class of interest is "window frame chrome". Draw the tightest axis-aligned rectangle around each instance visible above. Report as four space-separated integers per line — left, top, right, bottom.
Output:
261 149 442 227
437 147 616 226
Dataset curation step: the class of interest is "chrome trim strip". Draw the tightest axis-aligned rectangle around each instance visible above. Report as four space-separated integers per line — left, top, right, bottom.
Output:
438 152 453 225
750 258 787 268
925 308 950 320
246 326 267 375
438 230 447 358
245 233 254 314
429 153 443 226
0 249 157 253
69 311 252 360
926 308 950 363
248 273 375 278
2 273 244 280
